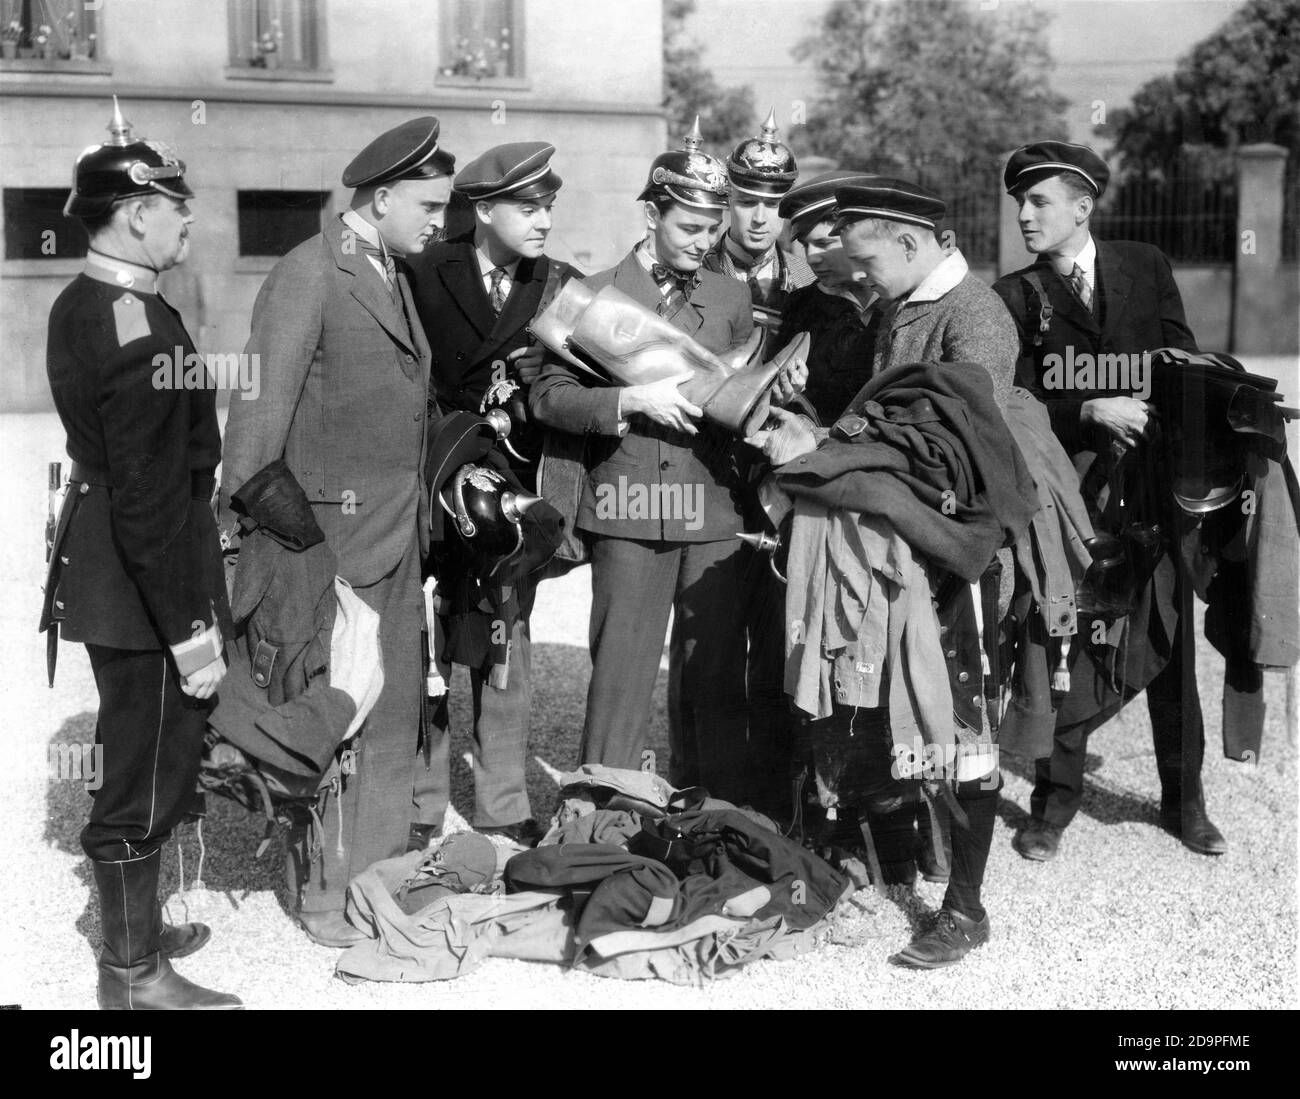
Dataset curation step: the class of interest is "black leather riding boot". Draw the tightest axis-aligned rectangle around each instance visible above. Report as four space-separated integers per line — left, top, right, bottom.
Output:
93 848 242 1010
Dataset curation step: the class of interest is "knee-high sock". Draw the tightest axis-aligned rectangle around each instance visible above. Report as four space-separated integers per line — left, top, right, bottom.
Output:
942 774 1001 923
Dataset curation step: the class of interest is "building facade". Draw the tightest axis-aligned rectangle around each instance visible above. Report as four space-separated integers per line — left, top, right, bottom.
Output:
0 0 666 410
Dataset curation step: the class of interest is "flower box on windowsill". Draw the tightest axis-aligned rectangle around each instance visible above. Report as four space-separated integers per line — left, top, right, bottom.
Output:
0 56 111 75
434 74 530 91
224 63 334 83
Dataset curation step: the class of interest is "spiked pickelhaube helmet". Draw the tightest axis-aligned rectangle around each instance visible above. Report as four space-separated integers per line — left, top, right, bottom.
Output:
637 117 730 210
64 96 193 219
726 108 798 198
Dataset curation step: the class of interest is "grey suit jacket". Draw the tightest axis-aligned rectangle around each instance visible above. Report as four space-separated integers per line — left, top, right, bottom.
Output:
222 218 434 586
529 249 754 542
875 254 1018 411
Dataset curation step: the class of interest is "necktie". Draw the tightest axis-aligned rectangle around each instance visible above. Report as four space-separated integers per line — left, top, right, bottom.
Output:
1068 262 1093 312
650 263 698 317
489 266 508 314
357 240 399 300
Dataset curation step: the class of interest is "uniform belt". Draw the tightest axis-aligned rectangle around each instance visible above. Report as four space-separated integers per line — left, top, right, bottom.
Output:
70 461 216 500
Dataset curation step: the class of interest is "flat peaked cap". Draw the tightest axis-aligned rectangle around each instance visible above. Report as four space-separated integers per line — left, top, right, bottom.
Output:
342 116 449 189
1005 141 1109 197
779 169 877 235
454 141 562 201
832 178 946 232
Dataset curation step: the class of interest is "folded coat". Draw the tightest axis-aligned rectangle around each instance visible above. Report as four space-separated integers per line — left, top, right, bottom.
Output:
774 361 1038 582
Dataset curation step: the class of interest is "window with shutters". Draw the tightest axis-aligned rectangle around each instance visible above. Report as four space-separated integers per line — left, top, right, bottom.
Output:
0 0 106 72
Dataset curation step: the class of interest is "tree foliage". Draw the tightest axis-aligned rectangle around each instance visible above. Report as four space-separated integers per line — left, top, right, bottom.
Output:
1101 0 1300 178
792 0 1068 181
662 0 757 147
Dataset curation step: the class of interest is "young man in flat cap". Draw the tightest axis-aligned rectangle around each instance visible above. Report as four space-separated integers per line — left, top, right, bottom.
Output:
835 177 1017 406
529 124 756 798
407 141 581 848
991 141 1219 861
43 100 240 1007
774 169 880 424
222 117 454 946
752 176 1021 967
704 109 814 338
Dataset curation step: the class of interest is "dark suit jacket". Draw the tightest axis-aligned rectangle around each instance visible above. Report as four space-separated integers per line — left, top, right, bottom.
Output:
222 218 435 587
44 271 231 665
775 283 878 425
992 238 1197 455
529 250 754 542
407 240 581 415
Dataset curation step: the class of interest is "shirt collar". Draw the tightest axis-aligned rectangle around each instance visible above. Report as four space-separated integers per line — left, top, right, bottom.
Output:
474 243 521 280
341 209 387 254
819 281 877 315
84 249 159 294
1049 234 1096 279
904 249 968 305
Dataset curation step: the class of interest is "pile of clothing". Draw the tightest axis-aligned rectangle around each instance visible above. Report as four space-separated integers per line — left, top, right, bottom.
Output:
335 766 851 987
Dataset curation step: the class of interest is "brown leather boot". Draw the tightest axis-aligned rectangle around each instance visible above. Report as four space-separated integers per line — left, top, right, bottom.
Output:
532 279 806 436
93 851 242 1010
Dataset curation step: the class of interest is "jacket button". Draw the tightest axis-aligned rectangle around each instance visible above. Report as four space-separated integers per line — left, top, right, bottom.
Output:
946 650 956 659
60 555 69 565
660 460 670 470
413 412 421 421
405 354 414 363
456 352 466 361
958 671 970 683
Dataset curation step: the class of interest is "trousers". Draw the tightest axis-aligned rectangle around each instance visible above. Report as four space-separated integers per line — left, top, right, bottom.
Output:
81 645 212 863
581 535 749 797
412 587 536 829
299 535 423 914
1032 575 1204 829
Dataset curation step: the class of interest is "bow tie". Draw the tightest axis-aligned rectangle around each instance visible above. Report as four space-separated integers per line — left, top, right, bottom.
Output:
650 262 698 294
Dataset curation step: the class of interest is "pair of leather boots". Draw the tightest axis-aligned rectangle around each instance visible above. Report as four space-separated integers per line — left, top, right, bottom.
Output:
92 847 242 1009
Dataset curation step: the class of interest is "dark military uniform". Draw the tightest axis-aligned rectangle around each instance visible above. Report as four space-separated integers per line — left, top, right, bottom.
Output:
44 250 231 863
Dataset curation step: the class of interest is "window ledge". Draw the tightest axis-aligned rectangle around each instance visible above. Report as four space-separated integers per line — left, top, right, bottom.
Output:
434 75 530 92
224 65 335 83
2 257 85 278
233 256 280 275
0 58 111 76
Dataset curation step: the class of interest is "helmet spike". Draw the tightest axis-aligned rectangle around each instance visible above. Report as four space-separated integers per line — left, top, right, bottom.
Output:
683 115 703 153
106 95 133 147
760 106 779 141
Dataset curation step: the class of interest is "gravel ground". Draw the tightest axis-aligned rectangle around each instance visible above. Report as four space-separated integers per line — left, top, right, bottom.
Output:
2 372 1297 1010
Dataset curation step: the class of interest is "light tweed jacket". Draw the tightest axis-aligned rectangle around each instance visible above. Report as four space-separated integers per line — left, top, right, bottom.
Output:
873 250 1017 410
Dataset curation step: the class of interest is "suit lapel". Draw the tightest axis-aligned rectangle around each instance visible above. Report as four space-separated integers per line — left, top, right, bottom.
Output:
395 267 429 381
330 224 419 357
485 254 545 350
436 242 496 340
1094 239 1132 340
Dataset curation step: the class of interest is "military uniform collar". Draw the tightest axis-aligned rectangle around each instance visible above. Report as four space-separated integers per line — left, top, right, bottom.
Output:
84 249 159 294
340 209 394 255
903 248 968 305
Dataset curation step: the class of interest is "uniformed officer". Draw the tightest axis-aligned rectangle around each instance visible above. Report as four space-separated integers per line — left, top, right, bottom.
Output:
42 99 241 1008
221 117 453 946
530 123 756 796
407 141 582 848
991 141 1220 860
704 108 815 336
